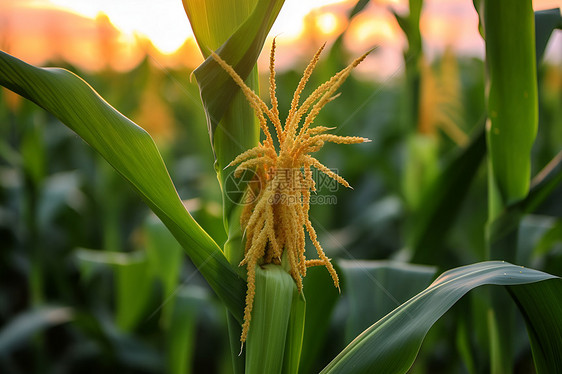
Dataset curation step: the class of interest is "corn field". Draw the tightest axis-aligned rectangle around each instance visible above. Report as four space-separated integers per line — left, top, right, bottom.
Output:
0 0 561 373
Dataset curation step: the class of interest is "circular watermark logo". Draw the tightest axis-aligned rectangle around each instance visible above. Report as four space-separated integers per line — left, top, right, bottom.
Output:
224 168 263 206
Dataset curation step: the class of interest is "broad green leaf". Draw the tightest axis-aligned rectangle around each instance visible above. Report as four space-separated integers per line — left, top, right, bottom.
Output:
246 264 295 374
402 134 439 210
523 151 562 214
338 260 436 343
472 0 484 38
282 289 306 374
144 214 182 294
298 266 340 374
485 153 562 374
392 0 423 55
20 118 45 185
114 253 152 331
192 0 284 137
484 0 538 217
321 261 559 374
349 0 370 19
73 249 152 331
410 128 486 263
182 0 258 57
409 0 423 25
534 219 562 258
97 159 126 253
227 312 245 374
144 214 183 325
38 172 84 229
189 0 284 224
474 7 561 69
508 278 562 372
75 310 162 370
0 52 246 323
74 248 108 283
483 6 540 369
455 309 478 374
0 306 73 354
516 215 557 264
487 152 562 255
392 0 423 129
534 8 561 64
167 286 208 374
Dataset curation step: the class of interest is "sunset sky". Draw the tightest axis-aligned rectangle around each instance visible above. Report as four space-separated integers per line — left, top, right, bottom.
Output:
0 0 560 77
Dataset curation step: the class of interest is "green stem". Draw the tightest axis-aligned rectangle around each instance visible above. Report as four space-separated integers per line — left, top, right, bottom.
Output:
482 1 538 372
227 312 245 374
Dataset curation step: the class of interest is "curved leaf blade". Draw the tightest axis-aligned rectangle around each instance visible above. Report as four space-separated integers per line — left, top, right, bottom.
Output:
183 0 259 56
186 0 284 234
0 51 245 322
487 151 562 255
193 0 284 134
410 127 486 263
338 260 436 343
0 307 73 354
509 279 562 372
298 266 340 374
246 265 295 374
321 261 559 374
534 8 561 63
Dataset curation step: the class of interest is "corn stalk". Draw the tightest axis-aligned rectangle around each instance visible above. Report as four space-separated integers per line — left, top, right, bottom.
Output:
1 1 562 373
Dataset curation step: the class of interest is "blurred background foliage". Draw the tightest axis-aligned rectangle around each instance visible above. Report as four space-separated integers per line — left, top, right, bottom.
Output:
0 1 561 373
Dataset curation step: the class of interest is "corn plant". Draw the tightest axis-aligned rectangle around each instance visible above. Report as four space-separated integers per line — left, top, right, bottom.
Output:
1 0 561 373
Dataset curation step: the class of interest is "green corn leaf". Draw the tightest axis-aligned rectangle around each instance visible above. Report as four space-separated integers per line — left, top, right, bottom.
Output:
114 252 152 331
534 8 561 64
0 306 73 354
483 5 539 369
227 312 245 374
167 287 208 374
534 219 562 258
392 0 423 54
74 249 152 331
402 134 440 210
187 0 284 225
183 0 259 194
508 277 562 372
191 0 284 139
409 0 423 25
298 267 340 374
282 289 306 374
487 152 562 256
246 264 295 374
20 119 45 186
321 261 560 374
484 154 562 374
144 214 183 325
472 0 484 38
349 0 370 19
338 260 436 343
183 0 258 56
474 7 561 74
522 151 562 215
392 0 423 129
484 0 538 217
410 127 486 264
0 51 246 323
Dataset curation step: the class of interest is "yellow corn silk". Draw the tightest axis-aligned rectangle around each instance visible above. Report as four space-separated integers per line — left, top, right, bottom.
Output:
211 40 370 344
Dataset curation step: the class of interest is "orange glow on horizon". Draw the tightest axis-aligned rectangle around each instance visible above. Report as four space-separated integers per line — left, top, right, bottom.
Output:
1 0 560 77
315 12 343 36
43 0 352 54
